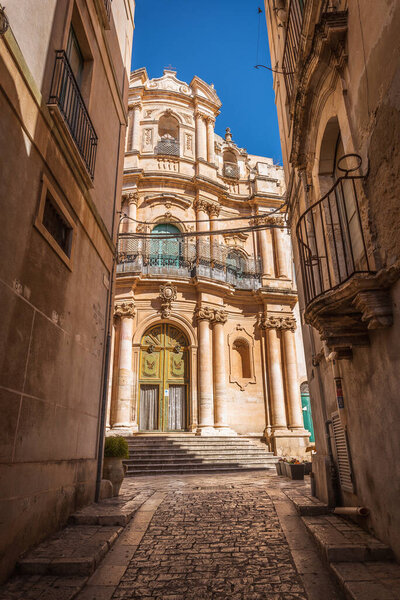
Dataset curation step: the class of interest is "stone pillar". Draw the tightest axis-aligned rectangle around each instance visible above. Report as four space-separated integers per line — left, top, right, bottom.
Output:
265 323 288 429
195 112 207 161
274 223 289 279
106 320 116 429
127 192 138 233
206 117 215 164
195 306 215 435
209 204 220 262
131 104 141 152
212 309 235 434
259 227 275 278
282 321 304 429
194 198 211 258
113 300 137 431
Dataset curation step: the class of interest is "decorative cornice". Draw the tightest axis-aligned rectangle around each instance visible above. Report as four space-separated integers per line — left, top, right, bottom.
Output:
114 300 136 319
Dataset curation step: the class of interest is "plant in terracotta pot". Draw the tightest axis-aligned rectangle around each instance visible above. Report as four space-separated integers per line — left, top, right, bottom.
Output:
103 436 129 497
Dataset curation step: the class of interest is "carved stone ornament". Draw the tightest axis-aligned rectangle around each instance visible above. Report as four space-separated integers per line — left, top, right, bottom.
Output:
193 198 213 214
258 313 296 331
114 300 135 319
127 191 139 205
194 306 215 322
208 204 221 218
159 283 177 318
253 215 285 228
213 309 228 324
352 290 393 330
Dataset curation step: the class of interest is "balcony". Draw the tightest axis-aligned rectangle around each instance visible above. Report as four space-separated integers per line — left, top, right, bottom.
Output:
116 237 261 291
223 162 239 179
155 137 180 157
296 161 393 351
48 51 98 180
282 0 305 101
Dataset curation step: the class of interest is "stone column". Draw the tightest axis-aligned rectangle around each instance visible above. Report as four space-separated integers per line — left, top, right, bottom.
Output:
194 198 211 259
206 117 215 164
195 306 215 435
113 300 137 430
106 320 116 429
209 204 220 263
212 309 235 434
259 227 275 278
131 103 141 153
195 112 207 161
274 221 289 278
264 318 287 429
282 320 304 429
127 192 138 233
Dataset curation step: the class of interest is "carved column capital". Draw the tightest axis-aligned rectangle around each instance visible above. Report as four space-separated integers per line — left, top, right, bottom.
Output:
212 309 228 324
193 198 212 214
204 115 215 126
255 214 286 228
258 313 296 331
194 110 207 121
114 300 136 319
208 204 220 218
194 305 214 322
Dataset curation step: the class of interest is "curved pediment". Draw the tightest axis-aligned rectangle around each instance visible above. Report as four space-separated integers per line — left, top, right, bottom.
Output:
146 70 193 97
144 193 192 210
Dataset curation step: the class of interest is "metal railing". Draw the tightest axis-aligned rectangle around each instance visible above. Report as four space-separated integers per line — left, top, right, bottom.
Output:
48 51 98 179
223 162 240 179
296 156 374 306
116 237 261 290
282 0 305 101
155 138 180 157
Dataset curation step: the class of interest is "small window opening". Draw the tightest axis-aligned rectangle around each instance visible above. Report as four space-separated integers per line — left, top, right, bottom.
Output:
66 26 84 87
42 194 73 257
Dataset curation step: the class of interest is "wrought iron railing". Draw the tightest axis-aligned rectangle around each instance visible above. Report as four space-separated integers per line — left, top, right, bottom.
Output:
48 51 98 179
116 237 261 290
282 0 305 101
223 162 239 179
155 138 180 157
296 156 374 306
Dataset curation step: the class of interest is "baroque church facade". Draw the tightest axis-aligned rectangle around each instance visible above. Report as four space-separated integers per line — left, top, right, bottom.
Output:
107 68 310 457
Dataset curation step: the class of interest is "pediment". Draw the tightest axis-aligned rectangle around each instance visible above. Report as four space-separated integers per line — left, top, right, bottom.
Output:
146 70 192 96
190 76 221 107
144 193 192 209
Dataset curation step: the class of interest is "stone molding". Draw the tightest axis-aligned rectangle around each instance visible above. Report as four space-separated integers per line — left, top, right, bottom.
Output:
352 290 393 330
114 300 136 319
258 313 296 331
159 282 177 318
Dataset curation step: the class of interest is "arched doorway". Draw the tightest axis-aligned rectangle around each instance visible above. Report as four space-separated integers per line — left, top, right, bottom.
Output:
149 223 182 267
300 382 315 443
139 323 189 431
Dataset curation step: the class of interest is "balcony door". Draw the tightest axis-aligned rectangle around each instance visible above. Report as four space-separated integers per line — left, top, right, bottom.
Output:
139 324 189 432
149 223 182 268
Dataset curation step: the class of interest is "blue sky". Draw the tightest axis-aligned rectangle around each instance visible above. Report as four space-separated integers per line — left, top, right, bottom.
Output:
131 0 282 163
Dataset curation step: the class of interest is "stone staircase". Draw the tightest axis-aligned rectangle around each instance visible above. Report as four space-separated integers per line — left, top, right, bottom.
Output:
124 435 278 476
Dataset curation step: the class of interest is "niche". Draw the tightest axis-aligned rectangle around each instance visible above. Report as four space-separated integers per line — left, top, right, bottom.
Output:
228 325 256 391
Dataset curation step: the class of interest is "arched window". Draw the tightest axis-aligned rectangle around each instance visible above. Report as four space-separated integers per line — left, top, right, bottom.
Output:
156 113 180 156
150 223 182 267
223 150 239 178
232 339 251 379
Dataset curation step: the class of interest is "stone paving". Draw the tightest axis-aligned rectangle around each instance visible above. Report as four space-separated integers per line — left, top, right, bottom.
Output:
0 472 345 600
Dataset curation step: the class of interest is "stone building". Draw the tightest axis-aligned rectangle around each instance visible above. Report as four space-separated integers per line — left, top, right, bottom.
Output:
0 0 134 582
107 68 310 456
264 0 400 558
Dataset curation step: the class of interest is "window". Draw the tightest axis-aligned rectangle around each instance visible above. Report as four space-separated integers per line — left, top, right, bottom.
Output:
42 195 73 257
66 27 84 88
156 113 180 156
35 175 76 270
223 150 239 179
227 250 247 277
150 223 182 267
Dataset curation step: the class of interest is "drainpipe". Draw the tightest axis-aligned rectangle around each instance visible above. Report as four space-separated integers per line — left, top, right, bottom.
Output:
95 121 124 502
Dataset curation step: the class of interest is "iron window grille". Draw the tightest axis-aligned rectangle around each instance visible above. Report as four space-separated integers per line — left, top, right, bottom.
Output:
223 162 239 179
155 137 180 157
42 193 73 258
48 50 98 180
296 155 374 306
282 0 305 101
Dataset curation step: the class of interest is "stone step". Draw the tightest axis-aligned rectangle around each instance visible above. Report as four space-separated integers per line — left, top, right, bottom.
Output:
127 450 274 458
126 456 276 464
330 561 400 600
126 465 274 476
302 515 394 563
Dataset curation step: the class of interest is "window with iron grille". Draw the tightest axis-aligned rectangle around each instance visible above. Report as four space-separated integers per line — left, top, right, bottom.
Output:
42 193 73 258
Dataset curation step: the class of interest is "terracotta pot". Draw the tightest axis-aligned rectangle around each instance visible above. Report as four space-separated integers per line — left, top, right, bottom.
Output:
102 457 127 496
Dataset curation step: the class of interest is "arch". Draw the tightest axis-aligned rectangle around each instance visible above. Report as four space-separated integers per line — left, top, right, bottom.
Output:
158 112 179 139
318 116 343 196
150 223 182 267
232 338 251 379
227 248 248 275
132 312 197 348
223 149 237 164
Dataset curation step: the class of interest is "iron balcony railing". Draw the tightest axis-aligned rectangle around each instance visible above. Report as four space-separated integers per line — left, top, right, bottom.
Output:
282 0 305 101
155 138 180 157
296 156 374 306
48 51 98 179
223 162 240 179
116 237 262 291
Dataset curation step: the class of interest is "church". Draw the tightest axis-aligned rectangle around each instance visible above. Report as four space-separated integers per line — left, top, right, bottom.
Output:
107 68 310 458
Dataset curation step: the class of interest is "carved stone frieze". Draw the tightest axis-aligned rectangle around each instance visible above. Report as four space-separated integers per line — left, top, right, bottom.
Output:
114 300 136 319
159 283 177 318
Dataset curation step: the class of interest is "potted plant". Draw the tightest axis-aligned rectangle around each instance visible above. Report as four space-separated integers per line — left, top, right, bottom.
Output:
286 458 305 480
103 436 129 496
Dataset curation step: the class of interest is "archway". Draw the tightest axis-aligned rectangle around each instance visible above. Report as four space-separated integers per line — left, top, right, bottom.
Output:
149 223 182 267
138 323 190 431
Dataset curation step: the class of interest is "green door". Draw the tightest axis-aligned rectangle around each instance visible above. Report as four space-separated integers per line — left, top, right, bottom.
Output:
301 391 315 443
150 223 181 267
